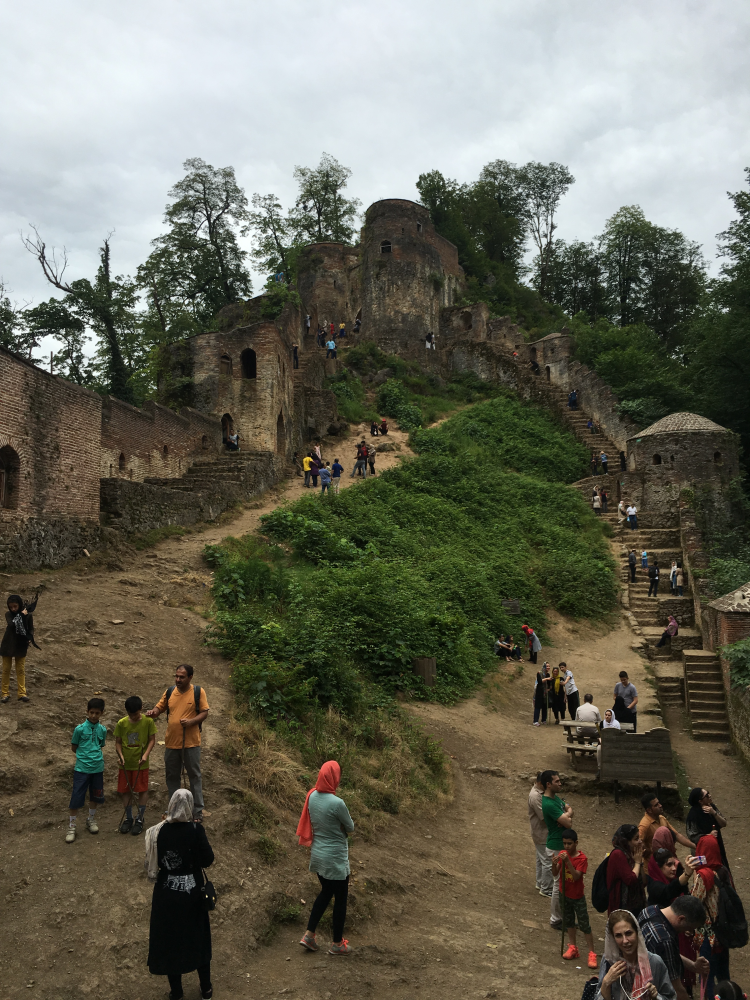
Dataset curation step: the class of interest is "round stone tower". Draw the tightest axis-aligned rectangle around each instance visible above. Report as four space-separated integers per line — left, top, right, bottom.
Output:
360 199 464 354
627 412 739 483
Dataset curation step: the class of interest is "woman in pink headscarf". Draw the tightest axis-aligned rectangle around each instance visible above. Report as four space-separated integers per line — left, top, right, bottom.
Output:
297 761 355 955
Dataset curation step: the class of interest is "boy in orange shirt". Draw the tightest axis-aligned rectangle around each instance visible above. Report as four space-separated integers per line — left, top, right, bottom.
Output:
552 829 597 968
146 664 209 821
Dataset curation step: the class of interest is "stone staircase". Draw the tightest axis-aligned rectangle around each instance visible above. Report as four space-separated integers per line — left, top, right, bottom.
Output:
145 450 289 504
684 650 730 741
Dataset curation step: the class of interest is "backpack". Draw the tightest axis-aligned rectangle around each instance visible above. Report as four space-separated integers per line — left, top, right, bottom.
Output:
714 876 749 949
591 853 610 913
165 684 203 731
648 566 657 580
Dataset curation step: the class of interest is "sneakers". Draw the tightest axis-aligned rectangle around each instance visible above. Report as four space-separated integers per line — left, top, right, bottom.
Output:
299 931 318 952
119 818 133 834
562 944 580 961
200 987 213 999
0 696 9 704
131 818 144 836
86 817 99 834
65 827 76 843
18 696 29 702
328 939 352 955
533 721 540 726
588 951 598 969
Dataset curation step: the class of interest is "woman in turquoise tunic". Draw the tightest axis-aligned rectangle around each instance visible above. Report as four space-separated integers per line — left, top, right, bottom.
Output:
297 760 355 955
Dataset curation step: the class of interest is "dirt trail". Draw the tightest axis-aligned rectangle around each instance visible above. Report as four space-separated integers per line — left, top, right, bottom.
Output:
2 427 750 1000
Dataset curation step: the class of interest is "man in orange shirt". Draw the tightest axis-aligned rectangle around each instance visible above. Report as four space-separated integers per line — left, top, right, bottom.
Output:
638 789 695 860
146 664 209 821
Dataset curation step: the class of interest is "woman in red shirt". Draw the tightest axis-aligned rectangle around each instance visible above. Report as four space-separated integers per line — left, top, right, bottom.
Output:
607 823 646 916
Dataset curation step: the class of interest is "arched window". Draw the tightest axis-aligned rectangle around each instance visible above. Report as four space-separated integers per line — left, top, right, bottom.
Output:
219 354 232 375
652 454 662 465
0 445 20 509
241 348 257 379
714 451 723 465
202 435 209 449
276 411 285 454
380 240 391 253
545 365 551 382
118 452 126 472
162 445 169 458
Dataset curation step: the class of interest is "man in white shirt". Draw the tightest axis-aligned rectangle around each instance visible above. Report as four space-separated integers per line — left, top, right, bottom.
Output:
561 662 579 718
626 504 638 530
574 693 601 735
528 772 553 896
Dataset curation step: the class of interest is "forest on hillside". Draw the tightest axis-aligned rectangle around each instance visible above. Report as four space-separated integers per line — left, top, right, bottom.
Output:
2 153 748 461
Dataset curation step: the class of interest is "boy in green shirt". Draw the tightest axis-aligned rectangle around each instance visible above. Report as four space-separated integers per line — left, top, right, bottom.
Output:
67 697 107 843
114 695 157 836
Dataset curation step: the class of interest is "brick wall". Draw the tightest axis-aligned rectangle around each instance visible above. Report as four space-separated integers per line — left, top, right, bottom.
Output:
101 397 222 482
297 243 362 343
0 347 102 519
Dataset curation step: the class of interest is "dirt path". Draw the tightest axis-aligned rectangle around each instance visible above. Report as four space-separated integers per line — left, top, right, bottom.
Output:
2 427 750 1000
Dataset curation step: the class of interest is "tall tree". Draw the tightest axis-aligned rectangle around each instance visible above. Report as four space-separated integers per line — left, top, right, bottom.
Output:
516 161 575 298
539 240 608 320
138 157 252 333
292 153 361 244
0 280 37 357
23 231 137 402
24 297 95 385
246 192 298 277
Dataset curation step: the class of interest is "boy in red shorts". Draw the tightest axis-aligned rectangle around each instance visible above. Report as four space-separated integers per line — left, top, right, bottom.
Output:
114 695 156 836
552 829 598 969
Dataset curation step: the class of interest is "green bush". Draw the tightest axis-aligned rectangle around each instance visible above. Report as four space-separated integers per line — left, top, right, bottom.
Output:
376 378 423 431
720 638 750 688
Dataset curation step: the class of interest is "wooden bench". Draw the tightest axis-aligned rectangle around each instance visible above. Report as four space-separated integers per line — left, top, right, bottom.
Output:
562 720 635 745
600 727 675 802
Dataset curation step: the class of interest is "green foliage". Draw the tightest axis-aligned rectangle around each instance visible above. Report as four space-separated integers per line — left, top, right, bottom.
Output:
209 398 614 710
255 835 285 865
376 378 424 431
410 393 590 482
327 369 378 424
719 638 750 689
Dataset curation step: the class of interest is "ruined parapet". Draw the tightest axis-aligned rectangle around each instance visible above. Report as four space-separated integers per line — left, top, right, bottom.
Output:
360 199 464 353
297 243 361 340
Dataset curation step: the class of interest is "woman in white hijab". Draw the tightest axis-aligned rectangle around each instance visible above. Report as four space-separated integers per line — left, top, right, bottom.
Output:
146 789 214 1000
596 908 675 1000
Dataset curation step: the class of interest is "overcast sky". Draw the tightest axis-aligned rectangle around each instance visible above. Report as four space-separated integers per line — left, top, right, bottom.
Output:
2 0 749 337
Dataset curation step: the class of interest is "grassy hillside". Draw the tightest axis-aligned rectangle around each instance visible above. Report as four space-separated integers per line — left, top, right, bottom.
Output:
204 394 616 821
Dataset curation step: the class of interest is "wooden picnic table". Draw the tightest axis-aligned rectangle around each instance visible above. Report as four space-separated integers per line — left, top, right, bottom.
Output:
561 720 635 771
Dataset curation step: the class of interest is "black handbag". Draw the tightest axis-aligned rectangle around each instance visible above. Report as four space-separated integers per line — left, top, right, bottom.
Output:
200 869 217 911
580 977 599 1000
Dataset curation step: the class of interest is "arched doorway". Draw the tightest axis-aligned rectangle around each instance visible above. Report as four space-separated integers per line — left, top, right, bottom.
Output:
276 411 285 454
221 414 234 446
0 445 20 509
241 348 257 379
545 365 551 382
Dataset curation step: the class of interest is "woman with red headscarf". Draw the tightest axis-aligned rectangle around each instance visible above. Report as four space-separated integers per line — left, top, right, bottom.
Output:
690 834 732 994
297 761 355 955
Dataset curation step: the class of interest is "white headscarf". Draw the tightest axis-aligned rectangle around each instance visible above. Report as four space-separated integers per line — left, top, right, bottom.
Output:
602 909 653 995
144 789 195 879
602 712 621 730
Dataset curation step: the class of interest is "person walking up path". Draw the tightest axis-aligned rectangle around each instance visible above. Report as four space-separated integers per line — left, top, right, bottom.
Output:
146 788 214 1000
1 593 34 702
350 442 368 479
522 624 542 664
298 761 355 956
627 504 639 530
629 549 637 582
320 463 332 495
146 665 209 822
331 458 343 493
66 696 107 842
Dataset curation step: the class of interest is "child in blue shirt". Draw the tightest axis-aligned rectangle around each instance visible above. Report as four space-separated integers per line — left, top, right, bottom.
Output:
66 697 107 843
331 459 343 493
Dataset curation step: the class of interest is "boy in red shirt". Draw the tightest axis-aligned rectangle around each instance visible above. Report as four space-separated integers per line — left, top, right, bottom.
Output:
552 829 597 968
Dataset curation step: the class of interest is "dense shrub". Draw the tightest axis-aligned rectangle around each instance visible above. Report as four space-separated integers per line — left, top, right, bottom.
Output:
207 395 615 719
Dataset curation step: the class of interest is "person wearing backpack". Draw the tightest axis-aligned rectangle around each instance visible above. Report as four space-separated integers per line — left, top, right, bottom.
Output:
147 665 209 822
638 897 709 1000
689 835 747 996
